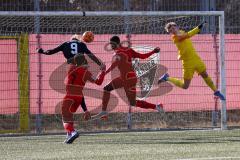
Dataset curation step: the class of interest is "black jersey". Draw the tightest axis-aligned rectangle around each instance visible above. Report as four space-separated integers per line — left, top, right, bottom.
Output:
42 39 102 66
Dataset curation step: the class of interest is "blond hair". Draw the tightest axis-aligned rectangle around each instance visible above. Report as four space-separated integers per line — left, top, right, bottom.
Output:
165 22 177 33
71 34 80 40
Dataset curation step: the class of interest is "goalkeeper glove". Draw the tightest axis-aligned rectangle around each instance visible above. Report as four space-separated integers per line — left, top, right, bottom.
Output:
37 48 44 54
198 21 207 30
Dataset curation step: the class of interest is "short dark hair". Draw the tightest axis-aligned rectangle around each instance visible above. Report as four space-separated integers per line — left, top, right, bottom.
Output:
110 36 120 44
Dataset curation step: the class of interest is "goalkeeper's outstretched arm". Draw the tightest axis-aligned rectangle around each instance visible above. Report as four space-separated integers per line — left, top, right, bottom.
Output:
165 21 207 42
132 47 160 59
175 27 200 42
187 21 207 37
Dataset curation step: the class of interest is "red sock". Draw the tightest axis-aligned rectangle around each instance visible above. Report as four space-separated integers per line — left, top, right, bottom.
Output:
136 100 156 109
63 122 74 133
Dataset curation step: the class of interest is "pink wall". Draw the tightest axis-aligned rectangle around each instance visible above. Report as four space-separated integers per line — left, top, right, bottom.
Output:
0 34 239 114
0 40 18 114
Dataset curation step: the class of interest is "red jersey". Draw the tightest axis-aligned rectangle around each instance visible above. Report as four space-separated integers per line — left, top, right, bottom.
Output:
66 65 93 96
66 65 105 95
106 46 156 80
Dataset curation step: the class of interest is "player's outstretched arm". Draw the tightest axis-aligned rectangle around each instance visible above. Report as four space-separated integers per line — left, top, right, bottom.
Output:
105 55 120 74
174 21 207 42
37 44 64 55
82 42 106 69
174 29 200 42
94 70 106 85
132 47 160 59
187 21 207 37
86 64 106 85
86 52 103 66
84 47 106 70
87 70 106 85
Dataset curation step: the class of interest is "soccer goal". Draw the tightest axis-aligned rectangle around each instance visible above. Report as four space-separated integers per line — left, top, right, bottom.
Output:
0 11 226 134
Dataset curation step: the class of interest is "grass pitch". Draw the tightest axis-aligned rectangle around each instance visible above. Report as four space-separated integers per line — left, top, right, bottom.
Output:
0 129 240 160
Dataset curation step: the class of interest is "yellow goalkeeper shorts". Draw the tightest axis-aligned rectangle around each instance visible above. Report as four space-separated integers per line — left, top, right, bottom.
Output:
182 58 206 80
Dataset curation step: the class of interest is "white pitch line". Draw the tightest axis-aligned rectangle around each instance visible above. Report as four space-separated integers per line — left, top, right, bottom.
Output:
177 157 240 160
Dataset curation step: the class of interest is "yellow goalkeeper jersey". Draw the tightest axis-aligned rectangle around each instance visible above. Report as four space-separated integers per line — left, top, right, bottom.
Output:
172 27 200 61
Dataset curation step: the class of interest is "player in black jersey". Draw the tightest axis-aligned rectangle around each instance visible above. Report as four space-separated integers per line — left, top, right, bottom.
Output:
37 35 103 65
37 34 106 144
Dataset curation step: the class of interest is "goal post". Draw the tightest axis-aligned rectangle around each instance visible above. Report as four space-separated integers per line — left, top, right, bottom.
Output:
0 11 226 133
18 33 30 132
219 13 227 130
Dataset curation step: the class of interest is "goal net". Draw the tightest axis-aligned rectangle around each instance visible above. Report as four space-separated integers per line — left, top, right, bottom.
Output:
0 11 227 133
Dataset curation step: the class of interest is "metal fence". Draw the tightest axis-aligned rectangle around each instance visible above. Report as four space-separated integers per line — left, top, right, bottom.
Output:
0 0 239 33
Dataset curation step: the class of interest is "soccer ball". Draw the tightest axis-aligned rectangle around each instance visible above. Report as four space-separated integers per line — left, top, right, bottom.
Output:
82 31 94 43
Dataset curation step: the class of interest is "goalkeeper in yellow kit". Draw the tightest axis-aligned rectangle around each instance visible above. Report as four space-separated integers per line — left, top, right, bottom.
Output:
158 21 225 100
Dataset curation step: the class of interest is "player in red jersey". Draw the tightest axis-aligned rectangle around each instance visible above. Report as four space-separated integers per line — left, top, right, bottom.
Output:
62 54 105 143
93 36 164 121
37 34 105 144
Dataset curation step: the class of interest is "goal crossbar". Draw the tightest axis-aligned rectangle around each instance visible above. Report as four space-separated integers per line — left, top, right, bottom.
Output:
0 11 224 17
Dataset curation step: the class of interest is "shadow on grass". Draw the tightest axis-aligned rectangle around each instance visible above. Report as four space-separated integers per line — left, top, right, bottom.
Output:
78 135 240 145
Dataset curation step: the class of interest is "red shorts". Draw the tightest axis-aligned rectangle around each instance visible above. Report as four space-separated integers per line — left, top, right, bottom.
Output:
110 72 137 104
62 94 83 122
